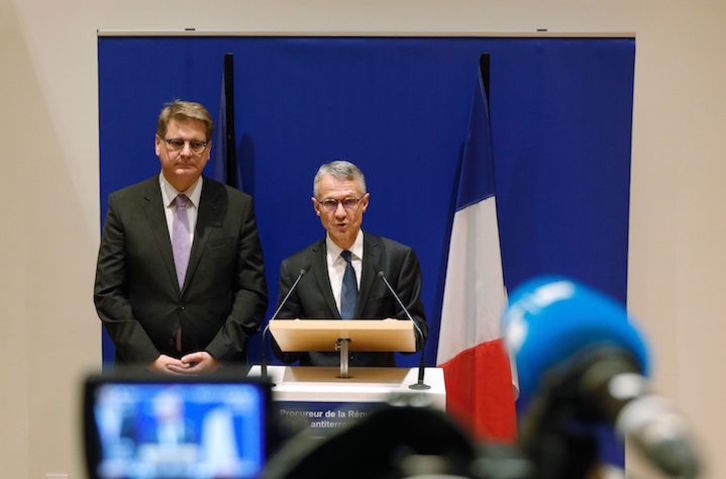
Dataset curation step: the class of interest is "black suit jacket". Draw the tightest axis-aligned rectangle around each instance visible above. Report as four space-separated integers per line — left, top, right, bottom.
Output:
273 232 427 367
94 175 268 365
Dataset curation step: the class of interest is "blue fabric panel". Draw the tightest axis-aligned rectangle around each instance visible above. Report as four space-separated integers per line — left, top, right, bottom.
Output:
98 37 635 380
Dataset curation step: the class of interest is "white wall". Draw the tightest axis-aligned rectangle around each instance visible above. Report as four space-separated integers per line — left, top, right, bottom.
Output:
2 0 724 477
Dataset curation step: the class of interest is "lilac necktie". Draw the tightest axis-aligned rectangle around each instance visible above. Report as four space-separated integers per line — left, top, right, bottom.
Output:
172 194 191 290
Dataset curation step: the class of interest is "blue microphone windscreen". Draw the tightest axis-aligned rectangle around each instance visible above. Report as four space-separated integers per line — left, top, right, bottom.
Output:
502 276 650 404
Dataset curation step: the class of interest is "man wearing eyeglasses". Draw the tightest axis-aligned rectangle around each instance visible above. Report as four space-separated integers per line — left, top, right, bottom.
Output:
94 100 268 375
273 160 427 367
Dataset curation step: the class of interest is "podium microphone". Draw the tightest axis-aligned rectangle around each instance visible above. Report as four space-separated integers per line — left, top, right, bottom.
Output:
261 266 309 379
376 270 429 390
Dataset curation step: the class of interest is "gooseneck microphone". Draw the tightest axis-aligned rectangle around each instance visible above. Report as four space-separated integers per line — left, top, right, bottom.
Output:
503 276 700 479
376 270 429 390
261 266 309 379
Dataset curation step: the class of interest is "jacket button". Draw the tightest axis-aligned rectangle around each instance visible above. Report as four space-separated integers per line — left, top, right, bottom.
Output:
179 304 185 310
168 338 175 345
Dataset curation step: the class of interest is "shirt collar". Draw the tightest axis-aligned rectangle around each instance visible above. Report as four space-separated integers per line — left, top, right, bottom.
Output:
159 173 203 208
326 230 364 263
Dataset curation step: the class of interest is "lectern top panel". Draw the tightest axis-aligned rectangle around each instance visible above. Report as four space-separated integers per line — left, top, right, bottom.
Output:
269 319 416 352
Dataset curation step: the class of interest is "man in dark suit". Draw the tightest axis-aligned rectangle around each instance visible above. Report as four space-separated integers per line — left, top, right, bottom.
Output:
94 100 268 375
274 160 427 366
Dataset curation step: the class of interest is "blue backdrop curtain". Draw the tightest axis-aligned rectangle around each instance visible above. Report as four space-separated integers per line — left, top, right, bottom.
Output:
98 35 634 371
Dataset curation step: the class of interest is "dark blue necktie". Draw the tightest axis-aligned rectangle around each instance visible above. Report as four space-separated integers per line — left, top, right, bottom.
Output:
340 250 358 319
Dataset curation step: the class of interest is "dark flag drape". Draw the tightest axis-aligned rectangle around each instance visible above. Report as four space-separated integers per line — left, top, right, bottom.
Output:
211 53 242 189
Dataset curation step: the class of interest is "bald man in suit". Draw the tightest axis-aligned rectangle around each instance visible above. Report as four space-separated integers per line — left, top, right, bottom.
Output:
94 100 267 374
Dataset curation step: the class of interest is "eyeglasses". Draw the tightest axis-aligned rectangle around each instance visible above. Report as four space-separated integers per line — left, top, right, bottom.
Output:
317 197 363 212
164 138 208 155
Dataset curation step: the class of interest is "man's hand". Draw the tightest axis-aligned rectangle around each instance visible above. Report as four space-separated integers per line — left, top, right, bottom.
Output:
148 354 192 375
167 351 221 375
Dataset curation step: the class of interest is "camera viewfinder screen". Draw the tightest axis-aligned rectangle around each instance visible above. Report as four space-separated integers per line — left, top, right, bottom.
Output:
92 382 265 479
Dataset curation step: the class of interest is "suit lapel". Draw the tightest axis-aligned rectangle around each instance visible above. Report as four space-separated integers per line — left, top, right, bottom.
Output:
311 238 341 318
356 232 381 318
142 178 179 294
183 178 220 295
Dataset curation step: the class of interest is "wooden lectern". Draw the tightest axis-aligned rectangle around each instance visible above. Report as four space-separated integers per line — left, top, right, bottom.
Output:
269 318 415 378
254 319 444 436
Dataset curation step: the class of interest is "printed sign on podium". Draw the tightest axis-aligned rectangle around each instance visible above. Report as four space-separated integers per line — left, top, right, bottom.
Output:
257 318 443 435
248 365 445 435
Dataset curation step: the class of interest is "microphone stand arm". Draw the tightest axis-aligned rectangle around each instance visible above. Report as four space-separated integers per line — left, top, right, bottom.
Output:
377 272 430 390
260 269 307 381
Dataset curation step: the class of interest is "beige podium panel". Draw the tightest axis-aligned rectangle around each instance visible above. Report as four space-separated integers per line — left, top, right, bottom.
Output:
269 318 416 353
248 365 446 435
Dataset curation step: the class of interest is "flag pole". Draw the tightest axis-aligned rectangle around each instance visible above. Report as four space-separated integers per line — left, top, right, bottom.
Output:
222 53 238 188
480 53 490 103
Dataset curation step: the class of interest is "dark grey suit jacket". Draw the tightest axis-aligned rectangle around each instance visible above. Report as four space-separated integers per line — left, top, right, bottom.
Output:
273 232 427 367
94 175 268 365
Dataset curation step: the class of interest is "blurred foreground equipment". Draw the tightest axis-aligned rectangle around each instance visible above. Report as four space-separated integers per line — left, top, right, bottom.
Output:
84 278 700 478
503 277 701 479
263 403 533 479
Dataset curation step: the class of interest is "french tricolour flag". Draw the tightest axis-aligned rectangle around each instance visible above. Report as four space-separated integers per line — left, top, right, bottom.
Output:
436 58 519 442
